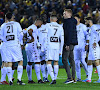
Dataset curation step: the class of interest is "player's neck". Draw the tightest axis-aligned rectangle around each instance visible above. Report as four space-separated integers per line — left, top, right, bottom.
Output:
90 23 93 27
77 22 80 25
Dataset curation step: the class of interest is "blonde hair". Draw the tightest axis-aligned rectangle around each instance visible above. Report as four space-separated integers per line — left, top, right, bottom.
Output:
64 9 72 15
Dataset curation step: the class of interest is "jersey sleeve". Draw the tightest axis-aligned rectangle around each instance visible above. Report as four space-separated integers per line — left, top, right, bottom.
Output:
16 22 23 45
0 24 6 42
59 26 64 55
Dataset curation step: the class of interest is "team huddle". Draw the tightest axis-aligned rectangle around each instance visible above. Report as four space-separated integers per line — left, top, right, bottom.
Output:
0 10 100 85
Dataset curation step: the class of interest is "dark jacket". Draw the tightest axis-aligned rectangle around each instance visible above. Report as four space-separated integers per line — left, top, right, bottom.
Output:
63 17 78 46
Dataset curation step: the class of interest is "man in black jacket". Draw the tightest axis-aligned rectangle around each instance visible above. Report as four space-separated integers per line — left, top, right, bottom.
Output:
62 9 78 84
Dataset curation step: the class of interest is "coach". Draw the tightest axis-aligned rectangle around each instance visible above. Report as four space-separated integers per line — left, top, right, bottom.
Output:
62 9 78 84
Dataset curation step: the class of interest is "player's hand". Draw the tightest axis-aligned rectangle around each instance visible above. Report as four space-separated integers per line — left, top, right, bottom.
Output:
85 45 89 51
93 43 96 48
28 29 33 37
65 46 69 50
29 38 34 43
59 53 61 56
21 45 24 50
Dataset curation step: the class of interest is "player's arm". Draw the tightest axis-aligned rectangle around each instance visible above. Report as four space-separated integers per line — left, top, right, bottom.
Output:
59 27 64 55
17 22 24 45
28 29 34 43
0 25 6 42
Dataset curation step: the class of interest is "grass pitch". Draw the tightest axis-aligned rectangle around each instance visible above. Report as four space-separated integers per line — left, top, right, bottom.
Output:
0 68 100 90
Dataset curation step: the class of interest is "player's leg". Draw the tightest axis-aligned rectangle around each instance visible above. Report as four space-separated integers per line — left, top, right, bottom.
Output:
83 60 92 82
46 60 55 84
12 62 15 81
34 62 44 83
7 62 13 85
41 60 46 81
26 62 35 83
25 47 35 83
69 45 76 83
81 50 88 77
0 62 9 84
74 47 81 81
94 59 100 83
54 61 59 81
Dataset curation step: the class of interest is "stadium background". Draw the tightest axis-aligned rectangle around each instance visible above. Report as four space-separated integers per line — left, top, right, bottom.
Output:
0 0 100 67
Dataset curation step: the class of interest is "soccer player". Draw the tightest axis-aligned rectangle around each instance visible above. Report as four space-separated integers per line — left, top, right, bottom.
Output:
38 22 49 82
45 15 64 84
25 18 44 83
83 17 100 83
74 14 88 81
0 12 25 85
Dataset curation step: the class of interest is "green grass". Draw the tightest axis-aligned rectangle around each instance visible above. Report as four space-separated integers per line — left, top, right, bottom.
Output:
0 68 100 90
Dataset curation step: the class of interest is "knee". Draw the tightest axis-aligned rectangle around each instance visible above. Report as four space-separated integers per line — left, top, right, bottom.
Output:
41 60 46 65
95 60 100 66
87 61 92 65
18 60 23 66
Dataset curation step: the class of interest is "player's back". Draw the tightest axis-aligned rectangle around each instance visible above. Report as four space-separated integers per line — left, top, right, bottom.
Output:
46 22 63 49
1 21 22 46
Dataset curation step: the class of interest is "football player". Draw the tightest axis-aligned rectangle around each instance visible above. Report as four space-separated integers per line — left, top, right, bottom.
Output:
25 18 44 84
45 15 64 84
74 14 88 81
83 17 100 83
0 12 25 85
38 23 49 82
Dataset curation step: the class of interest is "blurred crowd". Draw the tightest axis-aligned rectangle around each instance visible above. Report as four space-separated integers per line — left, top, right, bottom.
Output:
0 0 100 29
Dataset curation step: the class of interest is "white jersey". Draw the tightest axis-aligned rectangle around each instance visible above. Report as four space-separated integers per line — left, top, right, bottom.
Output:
89 25 100 45
88 24 100 60
0 21 23 46
76 23 88 48
38 24 47 51
25 24 40 62
46 22 64 54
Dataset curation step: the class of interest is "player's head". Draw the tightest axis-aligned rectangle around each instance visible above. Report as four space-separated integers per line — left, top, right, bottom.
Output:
50 14 57 22
5 12 13 21
85 17 93 27
74 14 81 24
63 9 72 19
34 18 43 28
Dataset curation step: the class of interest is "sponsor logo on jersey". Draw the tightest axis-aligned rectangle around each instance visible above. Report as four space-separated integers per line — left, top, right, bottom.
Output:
50 37 58 42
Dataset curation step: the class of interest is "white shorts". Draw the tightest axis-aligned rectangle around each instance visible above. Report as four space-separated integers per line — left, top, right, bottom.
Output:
88 44 100 60
74 46 86 61
38 49 45 61
25 43 40 63
46 49 59 61
1 44 23 62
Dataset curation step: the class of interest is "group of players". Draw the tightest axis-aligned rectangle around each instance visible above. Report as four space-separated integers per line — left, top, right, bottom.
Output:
0 9 100 85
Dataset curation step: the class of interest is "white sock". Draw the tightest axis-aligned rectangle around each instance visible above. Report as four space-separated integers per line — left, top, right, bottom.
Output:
1 67 7 82
7 67 12 82
54 65 59 80
26 65 32 81
96 65 100 80
41 64 46 78
17 65 23 81
35 64 41 80
81 59 88 76
87 65 93 80
47 64 54 80
12 70 15 78
75 60 81 79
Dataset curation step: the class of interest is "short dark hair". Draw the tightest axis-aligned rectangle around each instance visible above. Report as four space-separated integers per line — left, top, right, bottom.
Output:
50 14 57 18
5 12 12 20
85 17 93 21
74 14 80 19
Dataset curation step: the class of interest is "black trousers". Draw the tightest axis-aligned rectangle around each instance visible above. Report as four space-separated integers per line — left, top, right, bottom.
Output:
62 45 75 80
